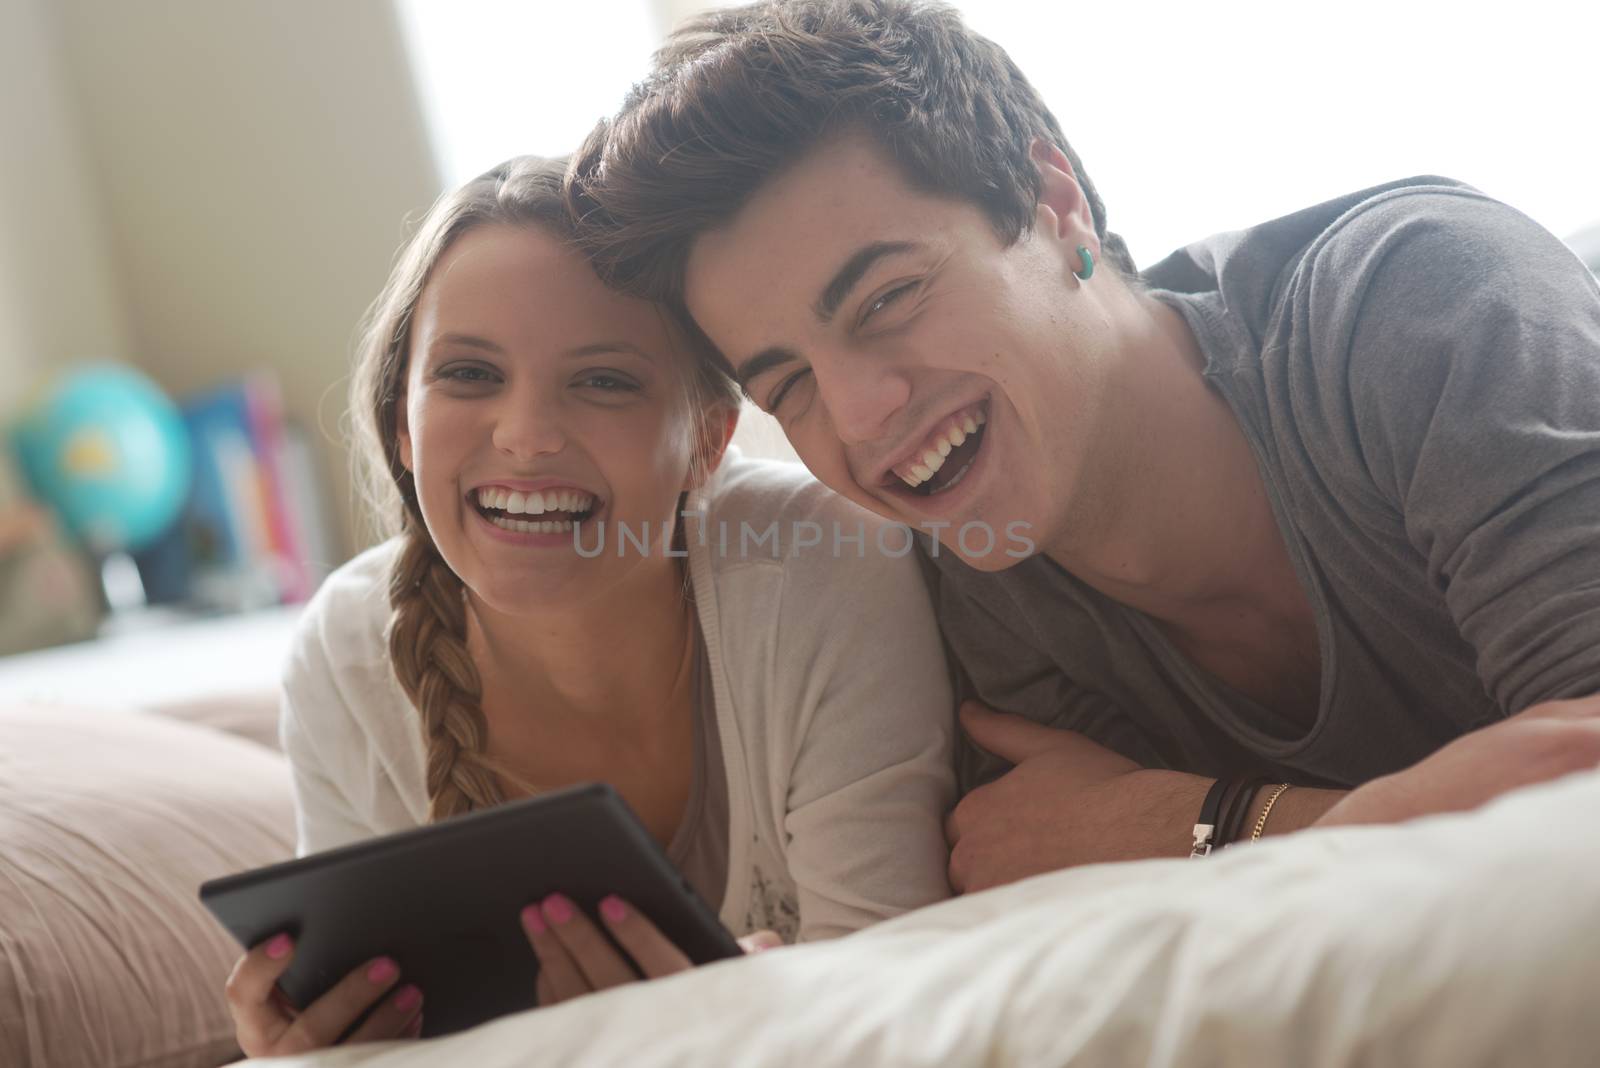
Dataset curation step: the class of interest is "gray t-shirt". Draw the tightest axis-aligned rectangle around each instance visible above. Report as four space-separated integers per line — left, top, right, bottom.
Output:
923 177 1600 790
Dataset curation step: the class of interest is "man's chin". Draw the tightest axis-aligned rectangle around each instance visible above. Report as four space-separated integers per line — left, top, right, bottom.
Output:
941 536 1031 572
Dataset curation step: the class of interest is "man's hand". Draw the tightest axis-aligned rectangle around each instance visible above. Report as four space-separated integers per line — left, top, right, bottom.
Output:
945 701 1209 893
1319 693 1600 827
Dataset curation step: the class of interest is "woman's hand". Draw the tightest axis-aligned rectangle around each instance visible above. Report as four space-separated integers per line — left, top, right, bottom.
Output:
224 933 424 1056
521 894 782 1008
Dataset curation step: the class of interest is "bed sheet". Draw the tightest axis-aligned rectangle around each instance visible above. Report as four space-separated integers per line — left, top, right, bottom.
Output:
252 766 1600 1067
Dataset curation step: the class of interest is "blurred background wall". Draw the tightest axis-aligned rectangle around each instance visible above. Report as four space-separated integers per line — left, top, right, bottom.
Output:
0 0 1593 651
2 0 441 555
0 0 136 392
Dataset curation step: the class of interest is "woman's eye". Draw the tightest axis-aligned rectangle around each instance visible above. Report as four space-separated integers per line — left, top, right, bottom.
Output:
437 364 497 384
577 371 640 393
767 368 812 413
862 281 917 324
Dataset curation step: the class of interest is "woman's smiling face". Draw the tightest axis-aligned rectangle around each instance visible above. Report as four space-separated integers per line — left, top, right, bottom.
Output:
397 223 702 612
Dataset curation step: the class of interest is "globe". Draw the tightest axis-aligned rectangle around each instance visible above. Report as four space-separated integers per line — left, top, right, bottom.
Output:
10 363 194 554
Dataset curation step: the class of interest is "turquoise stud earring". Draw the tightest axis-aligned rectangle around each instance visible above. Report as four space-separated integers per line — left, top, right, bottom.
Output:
1073 245 1095 281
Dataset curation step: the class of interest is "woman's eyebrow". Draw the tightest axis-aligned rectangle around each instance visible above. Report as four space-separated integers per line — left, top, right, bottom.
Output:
564 341 655 362
431 332 504 354
428 337 655 361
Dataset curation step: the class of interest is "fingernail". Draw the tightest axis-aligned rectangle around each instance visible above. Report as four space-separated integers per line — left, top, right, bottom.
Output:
543 894 575 925
394 985 422 1013
521 904 546 935
264 933 293 959
367 957 398 984
599 895 628 923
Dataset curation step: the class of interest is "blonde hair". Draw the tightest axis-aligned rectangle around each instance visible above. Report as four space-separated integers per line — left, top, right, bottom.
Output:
350 156 739 821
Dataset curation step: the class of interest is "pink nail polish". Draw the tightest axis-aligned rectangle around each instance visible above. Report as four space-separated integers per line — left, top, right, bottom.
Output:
521 905 546 935
367 958 398 984
264 934 293 959
599 895 628 923
543 895 575 925
394 985 422 1013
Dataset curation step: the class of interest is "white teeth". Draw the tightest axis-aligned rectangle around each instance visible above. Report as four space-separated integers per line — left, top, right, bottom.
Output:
478 488 597 516
975 409 986 425
489 514 575 534
893 407 986 491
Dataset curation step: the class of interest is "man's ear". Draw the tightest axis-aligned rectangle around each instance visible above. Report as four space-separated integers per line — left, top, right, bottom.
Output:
686 403 740 492
1028 138 1097 248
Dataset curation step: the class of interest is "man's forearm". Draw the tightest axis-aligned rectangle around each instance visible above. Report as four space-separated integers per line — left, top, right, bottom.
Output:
1249 784 1346 837
1152 774 1346 856
1133 773 1344 857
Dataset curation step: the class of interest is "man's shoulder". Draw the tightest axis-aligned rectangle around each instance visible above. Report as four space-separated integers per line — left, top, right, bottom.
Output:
1300 179 1548 304
1145 176 1488 298
1287 180 1585 415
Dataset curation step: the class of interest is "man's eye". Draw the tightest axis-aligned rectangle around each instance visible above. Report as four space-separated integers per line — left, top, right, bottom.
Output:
767 369 812 413
862 281 917 324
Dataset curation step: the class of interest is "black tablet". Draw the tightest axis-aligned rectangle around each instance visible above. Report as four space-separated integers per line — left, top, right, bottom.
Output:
199 782 741 1037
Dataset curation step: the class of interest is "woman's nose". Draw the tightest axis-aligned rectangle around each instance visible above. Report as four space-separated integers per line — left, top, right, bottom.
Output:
491 391 566 461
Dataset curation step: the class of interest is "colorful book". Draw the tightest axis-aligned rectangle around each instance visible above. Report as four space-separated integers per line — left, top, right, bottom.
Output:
140 374 328 611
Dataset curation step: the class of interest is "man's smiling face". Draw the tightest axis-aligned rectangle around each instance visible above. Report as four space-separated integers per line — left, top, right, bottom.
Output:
683 132 1120 569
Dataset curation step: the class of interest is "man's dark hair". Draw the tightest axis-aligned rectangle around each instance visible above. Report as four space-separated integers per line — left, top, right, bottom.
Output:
569 0 1136 307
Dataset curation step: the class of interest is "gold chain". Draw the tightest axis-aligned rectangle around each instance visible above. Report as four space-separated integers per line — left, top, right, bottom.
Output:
1250 783 1293 842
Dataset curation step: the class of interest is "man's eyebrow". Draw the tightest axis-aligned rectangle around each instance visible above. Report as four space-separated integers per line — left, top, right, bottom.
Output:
813 240 920 324
737 345 802 392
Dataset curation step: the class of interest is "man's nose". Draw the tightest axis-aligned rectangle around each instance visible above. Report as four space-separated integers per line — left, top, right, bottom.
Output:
812 354 912 448
492 388 566 461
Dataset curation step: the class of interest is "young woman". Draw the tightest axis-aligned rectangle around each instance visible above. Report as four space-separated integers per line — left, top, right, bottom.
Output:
223 156 955 1054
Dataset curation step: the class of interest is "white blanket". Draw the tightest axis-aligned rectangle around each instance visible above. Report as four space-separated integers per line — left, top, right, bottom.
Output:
260 769 1600 1067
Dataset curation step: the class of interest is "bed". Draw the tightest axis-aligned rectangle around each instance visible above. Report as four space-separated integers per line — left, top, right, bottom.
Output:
253 766 1600 1068
3 616 1597 1067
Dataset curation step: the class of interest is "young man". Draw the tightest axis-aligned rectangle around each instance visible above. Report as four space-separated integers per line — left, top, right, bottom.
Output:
572 0 1600 892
